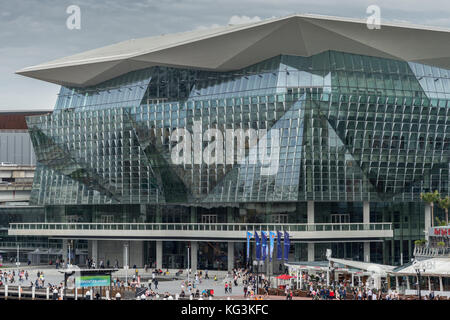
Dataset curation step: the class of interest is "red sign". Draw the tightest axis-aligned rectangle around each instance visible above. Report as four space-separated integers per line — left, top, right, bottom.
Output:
431 227 450 237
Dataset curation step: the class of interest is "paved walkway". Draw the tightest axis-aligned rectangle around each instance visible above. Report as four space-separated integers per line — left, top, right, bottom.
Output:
0 265 259 298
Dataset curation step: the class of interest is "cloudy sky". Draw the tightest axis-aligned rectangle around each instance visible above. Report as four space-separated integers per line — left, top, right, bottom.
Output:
1 0 450 110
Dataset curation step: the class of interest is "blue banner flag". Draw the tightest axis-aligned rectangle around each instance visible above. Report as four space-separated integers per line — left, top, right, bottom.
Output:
246 231 253 261
277 231 282 261
261 231 267 261
284 231 290 261
269 231 276 262
255 231 261 261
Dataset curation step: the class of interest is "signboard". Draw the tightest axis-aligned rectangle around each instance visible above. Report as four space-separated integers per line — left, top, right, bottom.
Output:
430 226 450 238
76 275 111 288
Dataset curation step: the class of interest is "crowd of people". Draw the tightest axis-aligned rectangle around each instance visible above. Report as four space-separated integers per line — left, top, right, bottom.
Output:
0 262 445 301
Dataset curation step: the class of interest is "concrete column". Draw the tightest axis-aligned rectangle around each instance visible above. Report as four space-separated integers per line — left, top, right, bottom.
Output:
395 276 399 290
307 201 314 224
406 276 410 290
62 239 68 264
156 205 162 223
90 240 98 265
191 241 198 272
364 242 370 262
307 243 314 262
428 276 431 291
190 207 197 224
227 207 233 223
424 204 431 242
140 204 146 222
439 277 443 292
227 242 234 272
156 241 163 269
123 241 129 268
129 241 144 267
363 201 370 224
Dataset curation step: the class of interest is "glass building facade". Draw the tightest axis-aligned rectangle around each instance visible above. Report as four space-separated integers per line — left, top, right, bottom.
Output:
16 50 450 267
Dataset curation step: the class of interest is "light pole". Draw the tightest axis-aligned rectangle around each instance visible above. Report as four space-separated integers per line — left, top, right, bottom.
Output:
414 260 426 300
253 260 263 295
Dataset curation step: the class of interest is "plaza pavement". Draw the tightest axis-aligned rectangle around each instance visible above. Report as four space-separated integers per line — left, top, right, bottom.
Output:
0 264 290 299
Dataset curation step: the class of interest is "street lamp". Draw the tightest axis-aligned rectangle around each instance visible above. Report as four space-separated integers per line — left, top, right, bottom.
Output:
414 261 426 300
253 260 264 295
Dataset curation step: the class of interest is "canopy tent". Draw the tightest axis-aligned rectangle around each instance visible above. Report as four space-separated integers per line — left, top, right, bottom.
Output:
285 261 362 274
389 258 450 277
276 274 295 280
28 248 49 255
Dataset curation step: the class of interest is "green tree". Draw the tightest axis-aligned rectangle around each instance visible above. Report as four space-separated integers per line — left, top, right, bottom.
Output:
420 190 440 227
438 196 450 225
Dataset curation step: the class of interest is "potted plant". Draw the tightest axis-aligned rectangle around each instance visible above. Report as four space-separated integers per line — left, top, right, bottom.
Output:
414 239 426 247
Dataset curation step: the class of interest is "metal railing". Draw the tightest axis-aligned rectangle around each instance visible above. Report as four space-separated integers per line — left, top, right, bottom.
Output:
9 222 392 233
414 245 450 258
0 241 88 250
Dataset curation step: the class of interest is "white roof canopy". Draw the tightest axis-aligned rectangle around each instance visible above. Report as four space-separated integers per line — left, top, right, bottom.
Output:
390 258 450 276
16 14 450 87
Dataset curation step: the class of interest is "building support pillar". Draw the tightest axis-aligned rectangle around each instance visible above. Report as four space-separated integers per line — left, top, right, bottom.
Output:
440 277 443 292
90 240 98 265
156 241 163 269
156 205 162 223
227 208 233 223
307 243 314 262
190 241 198 272
123 241 129 268
62 239 68 264
190 207 197 224
140 204 146 223
307 201 314 224
227 242 234 272
363 201 370 225
364 243 370 262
